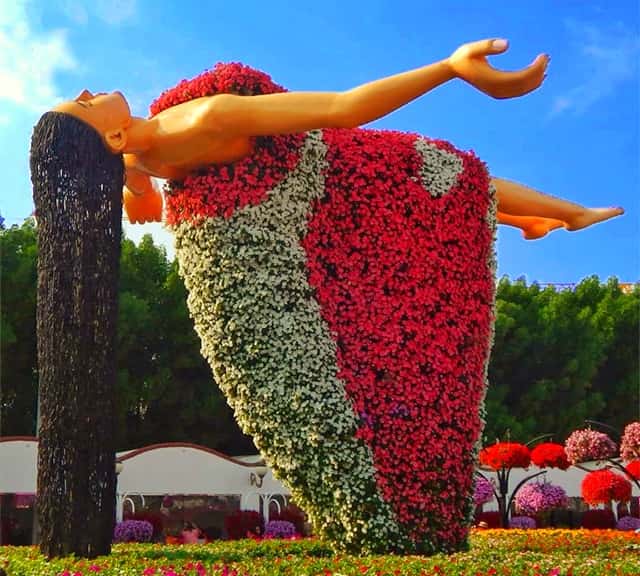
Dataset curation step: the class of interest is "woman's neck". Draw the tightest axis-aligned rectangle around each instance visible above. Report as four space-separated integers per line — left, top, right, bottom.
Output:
123 117 156 153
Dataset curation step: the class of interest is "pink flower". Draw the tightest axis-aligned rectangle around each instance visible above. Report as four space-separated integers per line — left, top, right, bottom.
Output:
564 429 617 464
514 482 568 514
620 422 640 462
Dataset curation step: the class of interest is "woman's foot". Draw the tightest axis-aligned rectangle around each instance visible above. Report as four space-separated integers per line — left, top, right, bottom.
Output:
520 217 565 240
496 213 566 240
564 207 625 231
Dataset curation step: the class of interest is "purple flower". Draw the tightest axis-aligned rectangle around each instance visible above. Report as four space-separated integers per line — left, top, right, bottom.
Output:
264 520 297 539
473 476 494 506
564 429 617 464
514 482 568 515
616 515 640 531
509 516 536 529
113 520 153 543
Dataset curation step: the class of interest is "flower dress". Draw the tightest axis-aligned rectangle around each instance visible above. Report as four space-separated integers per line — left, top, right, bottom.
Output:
154 63 497 555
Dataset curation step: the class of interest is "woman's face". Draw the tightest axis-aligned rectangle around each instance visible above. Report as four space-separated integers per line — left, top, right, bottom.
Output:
53 90 132 150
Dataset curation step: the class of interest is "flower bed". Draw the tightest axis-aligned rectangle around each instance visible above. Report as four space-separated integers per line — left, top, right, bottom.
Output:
2 531 639 575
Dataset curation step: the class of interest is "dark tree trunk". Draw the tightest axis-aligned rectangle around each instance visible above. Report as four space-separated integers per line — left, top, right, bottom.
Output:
31 112 124 558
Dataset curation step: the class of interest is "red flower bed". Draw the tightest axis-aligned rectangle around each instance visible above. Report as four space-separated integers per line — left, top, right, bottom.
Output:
530 442 569 470
474 510 503 528
224 510 263 540
580 508 616 529
581 469 632 505
479 443 531 470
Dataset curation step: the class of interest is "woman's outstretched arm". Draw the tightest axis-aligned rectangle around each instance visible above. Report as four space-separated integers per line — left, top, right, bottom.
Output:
207 39 549 137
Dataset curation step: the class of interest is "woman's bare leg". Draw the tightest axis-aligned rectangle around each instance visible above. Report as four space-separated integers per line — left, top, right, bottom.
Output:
497 212 565 239
492 177 624 231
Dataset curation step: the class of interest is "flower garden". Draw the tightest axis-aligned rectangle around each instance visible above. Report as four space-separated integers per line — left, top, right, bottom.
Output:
11 60 640 575
1 530 639 575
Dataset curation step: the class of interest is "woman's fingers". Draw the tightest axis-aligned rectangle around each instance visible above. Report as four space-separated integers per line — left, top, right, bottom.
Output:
470 53 549 98
463 38 510 57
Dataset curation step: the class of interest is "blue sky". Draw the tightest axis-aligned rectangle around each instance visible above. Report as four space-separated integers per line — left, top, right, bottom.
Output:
1 0 638 283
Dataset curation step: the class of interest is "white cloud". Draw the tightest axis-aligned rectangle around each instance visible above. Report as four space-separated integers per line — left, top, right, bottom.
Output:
59 0 137 26
59 0 89 26
95 0 137 25
551 20 640 117
0 0 76 112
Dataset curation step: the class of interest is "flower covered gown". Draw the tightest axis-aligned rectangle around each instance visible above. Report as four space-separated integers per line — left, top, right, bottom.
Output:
153 63 496 554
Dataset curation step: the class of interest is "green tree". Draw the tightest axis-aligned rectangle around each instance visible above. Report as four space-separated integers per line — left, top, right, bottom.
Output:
114 234 254 453
0 220 38 436
485 276 635 443
590 280 640 431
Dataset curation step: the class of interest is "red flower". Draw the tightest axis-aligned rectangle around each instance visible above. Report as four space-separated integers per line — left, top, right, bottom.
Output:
479 443 531 470
625 459 640 480
581 469 632 505
530 443 570 470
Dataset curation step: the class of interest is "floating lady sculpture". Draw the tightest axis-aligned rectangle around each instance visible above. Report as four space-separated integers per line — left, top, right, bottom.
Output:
34 38 623 555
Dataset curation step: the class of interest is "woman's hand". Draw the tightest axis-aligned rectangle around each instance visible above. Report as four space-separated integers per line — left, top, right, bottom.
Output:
448 39 549 99
123 168 163 224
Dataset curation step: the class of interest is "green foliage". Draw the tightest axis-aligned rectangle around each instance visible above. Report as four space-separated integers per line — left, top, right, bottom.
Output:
1 531 639 575
0 225 253 453
0 220 38 435
114 234 255 453
1 221 637 449
485 276 638 443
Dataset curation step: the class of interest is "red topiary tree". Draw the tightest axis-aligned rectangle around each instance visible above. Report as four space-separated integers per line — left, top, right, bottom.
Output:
478 440 571 527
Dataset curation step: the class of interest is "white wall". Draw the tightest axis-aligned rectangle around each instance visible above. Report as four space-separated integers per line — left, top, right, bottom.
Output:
0 438 37 493
116 444 288 497
2 438 636 508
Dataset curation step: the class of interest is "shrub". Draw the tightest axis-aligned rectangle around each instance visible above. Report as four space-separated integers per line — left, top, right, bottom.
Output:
509 516 536 529
270 504 307 535
616 515 640 531
475 511 502 528
113 520 153 543
224 510 263 540
580 509 616 529
265 520 297 539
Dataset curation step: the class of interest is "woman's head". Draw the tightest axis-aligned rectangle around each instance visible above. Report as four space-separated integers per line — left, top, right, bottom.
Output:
52 90 132 152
